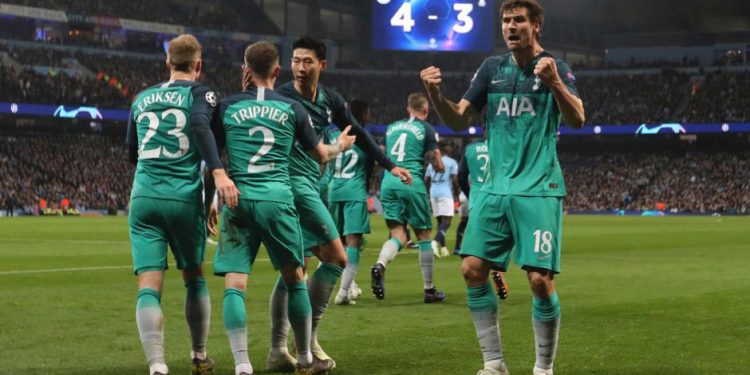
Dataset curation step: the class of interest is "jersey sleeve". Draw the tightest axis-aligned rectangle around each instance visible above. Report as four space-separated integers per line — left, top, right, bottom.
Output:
449 158 458 175
462 58 491 112
457 155 470 197
126 108 138 165
330 89 397 171
555 59 580 98
423 124 439 153
292 102 320 151
190 85 224 170
211 100 227 151
426 164 434 179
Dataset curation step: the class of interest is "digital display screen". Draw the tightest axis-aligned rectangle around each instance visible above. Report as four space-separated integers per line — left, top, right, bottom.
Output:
372 0 494 52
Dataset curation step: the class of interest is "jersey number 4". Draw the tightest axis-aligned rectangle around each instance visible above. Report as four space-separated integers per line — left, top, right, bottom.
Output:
137 109 189 159
390 133 408 162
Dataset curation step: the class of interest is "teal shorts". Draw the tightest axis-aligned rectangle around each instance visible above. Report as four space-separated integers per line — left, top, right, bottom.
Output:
380 187 433 230
213 200 304 275
329 200 371 236
129 197 206 275
460 190 563 273
291 175 340 255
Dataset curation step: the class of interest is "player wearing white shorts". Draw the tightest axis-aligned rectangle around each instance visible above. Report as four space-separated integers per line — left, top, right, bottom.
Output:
426 141 459 258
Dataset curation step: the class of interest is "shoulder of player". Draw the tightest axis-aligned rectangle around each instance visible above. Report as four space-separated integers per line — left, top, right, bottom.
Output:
481 54 511 69
219 91 253 107
275 81 297 97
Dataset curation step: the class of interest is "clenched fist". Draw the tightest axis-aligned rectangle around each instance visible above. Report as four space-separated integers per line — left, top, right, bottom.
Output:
533 57 561 86
420 66 442 96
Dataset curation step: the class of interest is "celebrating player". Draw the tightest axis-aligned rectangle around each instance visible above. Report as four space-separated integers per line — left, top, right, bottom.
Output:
209 41 356 375
370 92 447 303
420 0 585 373
457 139 508 299
327 99 372 305
125 34 239 375
268 36 412 371
425 141 460 258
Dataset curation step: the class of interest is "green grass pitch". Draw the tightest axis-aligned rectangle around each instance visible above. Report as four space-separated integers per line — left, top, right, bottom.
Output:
1 215 749 374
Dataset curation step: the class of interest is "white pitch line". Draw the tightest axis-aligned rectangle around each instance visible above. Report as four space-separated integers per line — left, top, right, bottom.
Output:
1 238 129 244
0 259 270 276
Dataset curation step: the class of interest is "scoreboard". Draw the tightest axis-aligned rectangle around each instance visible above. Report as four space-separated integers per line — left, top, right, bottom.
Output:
372 0 494 52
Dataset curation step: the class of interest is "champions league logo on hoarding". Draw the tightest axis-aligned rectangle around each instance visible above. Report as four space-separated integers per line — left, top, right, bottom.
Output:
53 106 103 120
635 123 687 135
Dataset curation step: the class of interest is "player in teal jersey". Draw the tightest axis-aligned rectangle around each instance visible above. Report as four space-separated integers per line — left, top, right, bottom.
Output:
325 124 371 305
457 140 508 300
455 139 489 254
370 93 448 304
206 42 355 375
125 34 239 375
421 0 585 374
268 36 412 370
328 99 371 305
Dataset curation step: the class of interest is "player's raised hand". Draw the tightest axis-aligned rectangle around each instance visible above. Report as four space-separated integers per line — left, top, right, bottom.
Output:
533 57 561 86
213 169 240 208
391 167 412 185
420 66 442 95
337 125 357 151
206 201 219 236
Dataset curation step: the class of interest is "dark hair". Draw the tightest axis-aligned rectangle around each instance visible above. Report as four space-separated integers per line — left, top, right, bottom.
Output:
244 41 279 78
500 0 544 40
292 36 327 60
350 99 369 125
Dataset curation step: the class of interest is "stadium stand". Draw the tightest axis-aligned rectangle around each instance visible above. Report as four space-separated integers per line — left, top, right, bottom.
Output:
3 42 750 125
1 130 747 215
3 0 282 35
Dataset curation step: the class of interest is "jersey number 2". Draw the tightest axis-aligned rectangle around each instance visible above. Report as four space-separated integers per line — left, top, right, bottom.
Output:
247 126 275 173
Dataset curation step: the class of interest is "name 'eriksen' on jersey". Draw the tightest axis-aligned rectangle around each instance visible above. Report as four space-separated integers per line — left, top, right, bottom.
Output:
230 105 289 125
495 96 536 117
136 91 186 113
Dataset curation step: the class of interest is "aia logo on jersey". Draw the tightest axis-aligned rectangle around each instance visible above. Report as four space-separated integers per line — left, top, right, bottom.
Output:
495 96 536 117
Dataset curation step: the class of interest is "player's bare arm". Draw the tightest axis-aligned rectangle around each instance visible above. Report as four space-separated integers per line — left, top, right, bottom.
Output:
420 66 478 131
451 174 461 202
309 125 356 163
534 57 585 129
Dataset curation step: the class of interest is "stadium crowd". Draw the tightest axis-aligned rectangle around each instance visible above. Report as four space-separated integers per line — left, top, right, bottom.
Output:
1 131 747 215
0 134 133 214
562 151 750 214
4 0 281 35
4 43 750 124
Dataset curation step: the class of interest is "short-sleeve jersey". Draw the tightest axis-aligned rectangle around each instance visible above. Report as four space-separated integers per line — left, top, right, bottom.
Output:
427 156 458 198
381 117 439 193
277 82 348 182
464 140 489 188
215 87 319 203
462 51 579 197
326 127 369 202
129 80 216 204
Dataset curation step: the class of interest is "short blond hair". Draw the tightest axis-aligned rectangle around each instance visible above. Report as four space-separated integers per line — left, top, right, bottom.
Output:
167 34 202 72
408 92 429 112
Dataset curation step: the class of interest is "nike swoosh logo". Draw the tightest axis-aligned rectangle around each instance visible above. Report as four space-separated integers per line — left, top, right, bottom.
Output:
491 79 505 84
